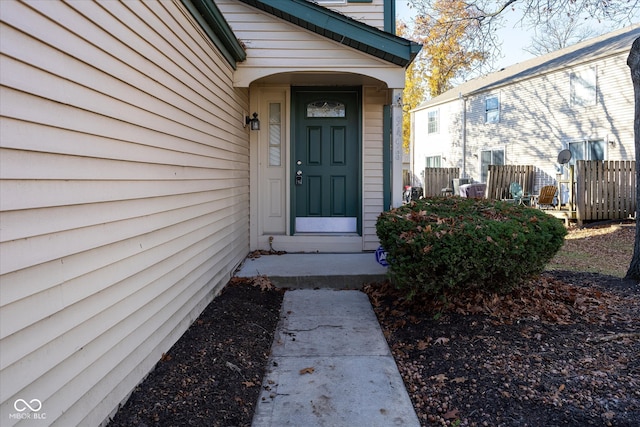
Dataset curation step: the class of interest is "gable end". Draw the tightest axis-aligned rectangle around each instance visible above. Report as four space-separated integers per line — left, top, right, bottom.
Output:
237 0 420 66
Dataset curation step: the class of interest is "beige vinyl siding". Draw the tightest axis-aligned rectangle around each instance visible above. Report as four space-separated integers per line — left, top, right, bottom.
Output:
318 0 385 30
0 1 249 425
216 1 404 251
216 0 397 86
362 86 385 250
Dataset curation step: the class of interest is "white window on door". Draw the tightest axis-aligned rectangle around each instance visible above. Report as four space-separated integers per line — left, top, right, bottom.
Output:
268 103 282 166
480 148 504 182
570 67 597 107
568 139 605 164
306 100 345 118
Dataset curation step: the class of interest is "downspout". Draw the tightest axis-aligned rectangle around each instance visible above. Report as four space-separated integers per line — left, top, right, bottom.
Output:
409 109 415 187
384 0 396 33
460 92 467 178
383 104 391 210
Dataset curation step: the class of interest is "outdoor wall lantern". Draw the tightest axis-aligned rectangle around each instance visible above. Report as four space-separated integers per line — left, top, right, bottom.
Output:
246 112 260 130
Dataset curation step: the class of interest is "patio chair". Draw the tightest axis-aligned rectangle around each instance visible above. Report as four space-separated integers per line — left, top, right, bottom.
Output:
536 185 557 209
508 182 529 205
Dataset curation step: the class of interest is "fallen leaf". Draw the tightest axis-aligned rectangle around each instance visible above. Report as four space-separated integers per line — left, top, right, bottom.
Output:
432 373 447 382
242 381 256 387
444 408 459 419
417 339 430 350
299 367 315 375
452 376 467 383
434 337 450 345
468 304 484 314
393 319 407 328
253 275 274 291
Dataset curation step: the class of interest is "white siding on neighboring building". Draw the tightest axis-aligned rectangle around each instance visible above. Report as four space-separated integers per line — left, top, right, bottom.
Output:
412 100 464 184
462 52 633 188
412 26 636 192
0 1 249 425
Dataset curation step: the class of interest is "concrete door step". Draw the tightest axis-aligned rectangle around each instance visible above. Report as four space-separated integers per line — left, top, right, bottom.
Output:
235 253 388 289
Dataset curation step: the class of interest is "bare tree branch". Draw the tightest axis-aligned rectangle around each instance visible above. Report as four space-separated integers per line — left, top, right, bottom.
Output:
405 0 639 78
524 16 602 55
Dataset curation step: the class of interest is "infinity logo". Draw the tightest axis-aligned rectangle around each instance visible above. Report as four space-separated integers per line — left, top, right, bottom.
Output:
14 399 42 412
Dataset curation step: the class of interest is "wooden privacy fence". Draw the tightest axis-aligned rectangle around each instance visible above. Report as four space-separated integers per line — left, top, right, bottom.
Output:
575 160 636 222
486 165 536 200
423 167 459 196
403 170 411 186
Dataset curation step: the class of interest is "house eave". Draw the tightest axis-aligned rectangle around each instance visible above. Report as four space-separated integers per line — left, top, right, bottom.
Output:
181 0 247 68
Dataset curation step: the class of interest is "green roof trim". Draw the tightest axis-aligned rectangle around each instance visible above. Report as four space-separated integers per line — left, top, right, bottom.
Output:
238 0 420 67
181 0 246 68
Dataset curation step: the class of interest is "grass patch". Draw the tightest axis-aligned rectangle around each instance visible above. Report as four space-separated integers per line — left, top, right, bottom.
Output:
547 222 635 278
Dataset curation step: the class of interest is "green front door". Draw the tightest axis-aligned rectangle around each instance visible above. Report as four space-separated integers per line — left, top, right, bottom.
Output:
292 88 361 234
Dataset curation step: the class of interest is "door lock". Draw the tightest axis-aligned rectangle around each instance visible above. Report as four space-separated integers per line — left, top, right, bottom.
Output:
295 170 303 185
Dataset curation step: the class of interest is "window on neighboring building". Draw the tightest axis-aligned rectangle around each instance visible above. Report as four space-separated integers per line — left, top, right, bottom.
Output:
570 67 597 107
568 139 605 164
480 148 504 182
426 155 441 168
485 96 500 123
428 110 439 134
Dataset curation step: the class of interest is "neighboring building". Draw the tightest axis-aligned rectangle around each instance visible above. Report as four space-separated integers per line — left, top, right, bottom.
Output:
0 1 419 425
411 24 638 195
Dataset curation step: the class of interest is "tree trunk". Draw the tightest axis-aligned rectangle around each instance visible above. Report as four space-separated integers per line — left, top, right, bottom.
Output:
625 37 640 280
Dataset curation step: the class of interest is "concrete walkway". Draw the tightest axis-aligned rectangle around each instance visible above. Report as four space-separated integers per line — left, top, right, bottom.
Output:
251 289 419 427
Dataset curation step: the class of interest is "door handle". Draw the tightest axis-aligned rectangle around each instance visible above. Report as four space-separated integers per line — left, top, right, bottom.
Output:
295 170 303 185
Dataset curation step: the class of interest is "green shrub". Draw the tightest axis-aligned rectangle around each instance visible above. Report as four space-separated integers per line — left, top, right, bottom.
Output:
376 197 567 297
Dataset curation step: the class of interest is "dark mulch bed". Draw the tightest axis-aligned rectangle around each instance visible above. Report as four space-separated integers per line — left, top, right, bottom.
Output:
365 271 640 427
108 278 283 427
108 271 639 427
